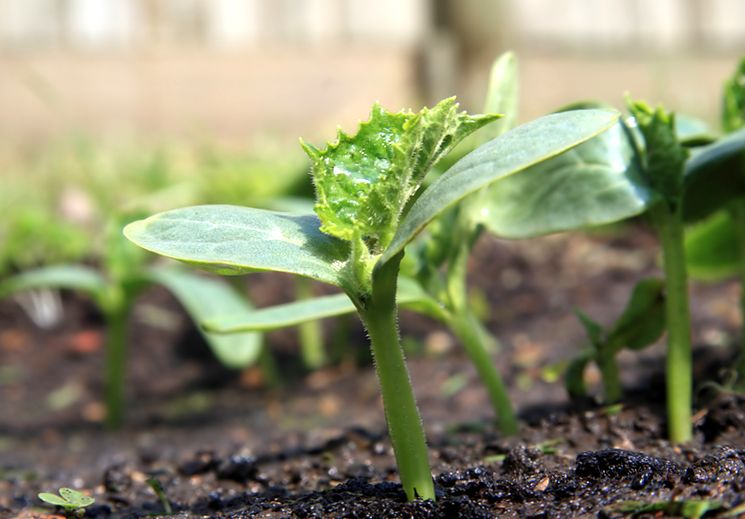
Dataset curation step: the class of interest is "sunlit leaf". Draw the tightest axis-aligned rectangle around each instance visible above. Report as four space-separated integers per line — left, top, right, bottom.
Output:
384 109 622 262
475 121 650 238
124 205 350 288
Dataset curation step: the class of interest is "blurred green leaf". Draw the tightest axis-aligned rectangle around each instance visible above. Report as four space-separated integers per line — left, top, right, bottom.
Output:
146 266 262 368
685 210 739 280
0 265 107 301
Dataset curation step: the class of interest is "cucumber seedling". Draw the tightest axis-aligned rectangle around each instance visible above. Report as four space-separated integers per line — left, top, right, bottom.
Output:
199 54 650 438
0 217 261 428
38 487 94 518
125 95 644 500
567 278 666 403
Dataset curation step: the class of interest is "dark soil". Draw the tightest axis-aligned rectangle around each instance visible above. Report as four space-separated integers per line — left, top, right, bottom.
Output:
2 227 745 517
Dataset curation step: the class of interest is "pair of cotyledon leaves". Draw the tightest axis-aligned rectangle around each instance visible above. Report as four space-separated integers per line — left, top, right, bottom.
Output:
123 99 745 307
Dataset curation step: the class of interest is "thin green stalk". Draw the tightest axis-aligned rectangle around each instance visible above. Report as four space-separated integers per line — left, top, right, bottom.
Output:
296 278 327 369
651 203 693 443
597 349 622 404
448 310 518 435
104 304 128 429
729 199 745 384
446 228 517 435
258 345 281 389
357 255 434 501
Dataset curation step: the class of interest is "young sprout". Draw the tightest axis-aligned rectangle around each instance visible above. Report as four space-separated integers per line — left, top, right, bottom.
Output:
566 278 666 403
0 217 262 428
125 94 640 500
38 487 95 518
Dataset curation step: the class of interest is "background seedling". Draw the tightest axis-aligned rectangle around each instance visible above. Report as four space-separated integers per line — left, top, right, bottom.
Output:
125 92 648 499
566 278 666 403
684 56 745 386
0 217 261 428
38 487 94 517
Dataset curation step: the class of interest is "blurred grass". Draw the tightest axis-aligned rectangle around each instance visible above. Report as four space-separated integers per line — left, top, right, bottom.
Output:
0 136 313 276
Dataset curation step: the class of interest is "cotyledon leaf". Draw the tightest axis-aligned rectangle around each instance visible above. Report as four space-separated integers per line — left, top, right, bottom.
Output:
475 121 651 238
124 205 350 288
0 265 108 301
383 109 622 263
203 276 447 333
146 266 262 368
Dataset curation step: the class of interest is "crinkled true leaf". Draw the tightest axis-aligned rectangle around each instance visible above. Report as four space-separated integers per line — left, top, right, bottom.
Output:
627 100 689 207
0 265 107 302
474 121 651 238
303 98 498 251
723 57 745 133
123 205 349 288
146 266 262 368
383 109 621 262
682 127 745 222
204 276 446 333
607 278 665 351
685 211 739 280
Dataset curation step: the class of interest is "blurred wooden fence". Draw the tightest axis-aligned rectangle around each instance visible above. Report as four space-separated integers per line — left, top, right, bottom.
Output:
0 0 429 49
0 0 743 143
1 0 743 52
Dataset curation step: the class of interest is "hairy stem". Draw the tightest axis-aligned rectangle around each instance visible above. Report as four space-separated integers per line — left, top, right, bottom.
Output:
448 310 518 435
358 254 434 501
651 203 693 443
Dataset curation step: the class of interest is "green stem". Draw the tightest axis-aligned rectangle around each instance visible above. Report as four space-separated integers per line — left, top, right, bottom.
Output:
446 227 517 435
295 278 327 369
448 310 518 435
357 254 434 501
729 199 745 384
258 345 281 389
104 304 128 429
597 349 622 404
651 203 693 443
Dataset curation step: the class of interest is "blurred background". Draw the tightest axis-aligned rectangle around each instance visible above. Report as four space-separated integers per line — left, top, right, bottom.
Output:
1 0 744 146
